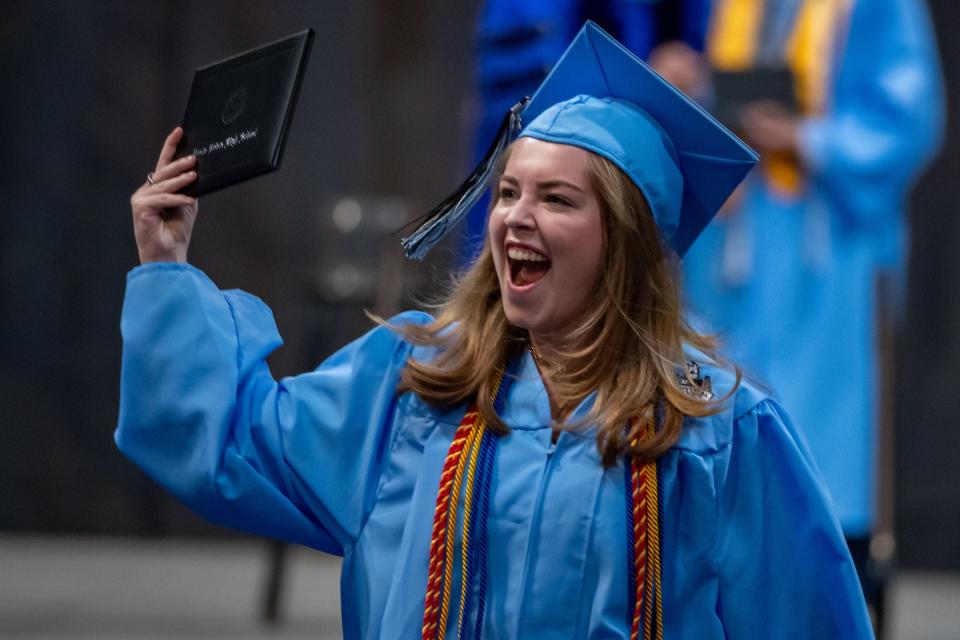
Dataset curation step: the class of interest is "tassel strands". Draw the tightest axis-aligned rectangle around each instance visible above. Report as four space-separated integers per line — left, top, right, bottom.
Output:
400 98 528 260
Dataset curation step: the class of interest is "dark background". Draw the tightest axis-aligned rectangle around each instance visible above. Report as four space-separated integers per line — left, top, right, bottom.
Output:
0 1 957 569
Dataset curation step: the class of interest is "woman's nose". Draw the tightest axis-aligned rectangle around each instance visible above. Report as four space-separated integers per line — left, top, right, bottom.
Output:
503 196 536 230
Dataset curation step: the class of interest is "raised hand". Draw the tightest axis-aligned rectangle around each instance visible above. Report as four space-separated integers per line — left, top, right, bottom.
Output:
738 101 799 155
130 127 199 264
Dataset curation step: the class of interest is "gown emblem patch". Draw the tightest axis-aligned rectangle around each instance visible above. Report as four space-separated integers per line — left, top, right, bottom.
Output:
677 360 714 400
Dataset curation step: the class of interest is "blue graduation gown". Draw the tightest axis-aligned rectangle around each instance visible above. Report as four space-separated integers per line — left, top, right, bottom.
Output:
116 263 872 638
683 0 943 536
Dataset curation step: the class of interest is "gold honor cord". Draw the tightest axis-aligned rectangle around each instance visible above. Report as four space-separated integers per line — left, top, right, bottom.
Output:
454 425 485 634
629 418 663 640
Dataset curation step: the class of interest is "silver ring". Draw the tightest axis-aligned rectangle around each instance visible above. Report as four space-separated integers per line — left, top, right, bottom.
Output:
146 172 156 185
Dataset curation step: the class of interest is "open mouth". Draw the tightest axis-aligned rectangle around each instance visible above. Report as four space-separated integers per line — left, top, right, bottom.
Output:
507 246 551 287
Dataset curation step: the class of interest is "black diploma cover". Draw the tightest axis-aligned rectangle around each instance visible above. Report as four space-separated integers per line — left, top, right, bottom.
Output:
173 29 314 196
711 67 796 132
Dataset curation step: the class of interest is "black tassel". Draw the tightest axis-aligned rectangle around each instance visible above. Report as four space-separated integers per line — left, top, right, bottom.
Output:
400 97 529 260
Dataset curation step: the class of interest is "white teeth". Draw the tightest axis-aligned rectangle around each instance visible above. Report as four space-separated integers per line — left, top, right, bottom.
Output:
507 247 548 262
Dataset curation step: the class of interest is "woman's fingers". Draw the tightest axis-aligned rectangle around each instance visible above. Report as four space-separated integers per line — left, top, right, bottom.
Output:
155 127 184 172
132 171 196 207
146 164 197 193
133 192 197 211
156 170 197 193
149 153 196 186
133 128 201 265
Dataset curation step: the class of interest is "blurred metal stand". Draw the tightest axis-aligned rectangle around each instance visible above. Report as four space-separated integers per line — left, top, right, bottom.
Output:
262 539 289 624
869 272 899 639
260 195 421 624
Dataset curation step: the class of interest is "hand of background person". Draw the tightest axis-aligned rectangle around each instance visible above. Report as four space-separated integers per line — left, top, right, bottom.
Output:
130 127 199 264
739 100 800 155
648 41 710 100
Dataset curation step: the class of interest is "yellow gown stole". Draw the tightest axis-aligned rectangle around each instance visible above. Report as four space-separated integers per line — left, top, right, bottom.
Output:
706 0 851 195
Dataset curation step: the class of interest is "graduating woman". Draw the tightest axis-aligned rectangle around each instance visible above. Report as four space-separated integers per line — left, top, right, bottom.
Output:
118 22 872 639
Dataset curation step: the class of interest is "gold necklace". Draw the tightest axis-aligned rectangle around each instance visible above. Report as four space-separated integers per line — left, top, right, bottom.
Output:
528 344 563 373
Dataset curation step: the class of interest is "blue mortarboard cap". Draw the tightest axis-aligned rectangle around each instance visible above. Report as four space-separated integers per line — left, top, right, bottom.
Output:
520 95 685 242
401 21 757 259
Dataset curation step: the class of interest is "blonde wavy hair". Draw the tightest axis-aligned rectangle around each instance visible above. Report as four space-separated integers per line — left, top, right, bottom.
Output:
391 145 737 465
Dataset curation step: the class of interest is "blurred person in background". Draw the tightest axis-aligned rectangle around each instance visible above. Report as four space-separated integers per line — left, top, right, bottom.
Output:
116 23 874 639
654 0 943 632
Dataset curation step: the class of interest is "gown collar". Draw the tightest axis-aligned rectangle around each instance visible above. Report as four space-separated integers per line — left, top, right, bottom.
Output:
501 350 597 431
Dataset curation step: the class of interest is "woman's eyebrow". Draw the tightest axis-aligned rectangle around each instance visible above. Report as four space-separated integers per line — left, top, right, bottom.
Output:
499 175 585 194
537 179 585 193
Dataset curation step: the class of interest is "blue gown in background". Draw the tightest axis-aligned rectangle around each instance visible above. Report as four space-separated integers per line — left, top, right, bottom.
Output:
682 0 943 537
116 263 873 638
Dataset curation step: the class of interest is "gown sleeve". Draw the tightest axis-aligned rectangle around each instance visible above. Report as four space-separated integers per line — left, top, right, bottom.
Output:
115 262 430 555
715 399 875 638
798 0 943 228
